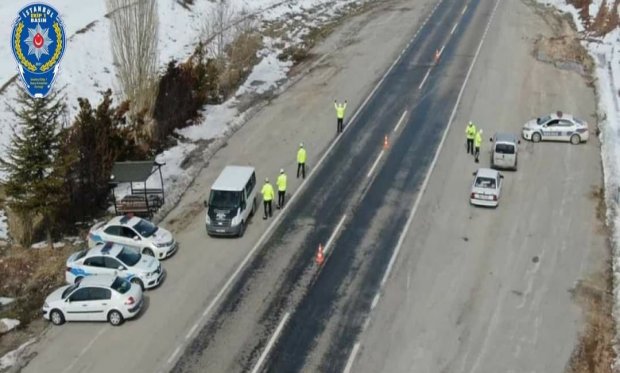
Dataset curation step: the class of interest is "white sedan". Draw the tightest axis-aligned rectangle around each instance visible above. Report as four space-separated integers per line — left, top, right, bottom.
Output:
521 111 589 144
42 275 143 326
470 168 503 207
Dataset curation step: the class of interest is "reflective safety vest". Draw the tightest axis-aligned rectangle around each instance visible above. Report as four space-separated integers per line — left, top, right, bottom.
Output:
466 124 477 139
474 131 482 148
297 148 307 164
261 183 274 201
335 103 347 119
277 174 287 192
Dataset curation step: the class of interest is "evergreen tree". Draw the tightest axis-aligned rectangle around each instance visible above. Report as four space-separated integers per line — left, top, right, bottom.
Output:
0 89 68 248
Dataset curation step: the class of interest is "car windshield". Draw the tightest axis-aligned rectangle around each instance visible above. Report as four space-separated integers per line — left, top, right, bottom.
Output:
209 190 241 210
61 283 79 299
495 144 515 154
475 176 496 189
133 219 158 237
116 247 141 266
111 276 131 294
536 115 551 125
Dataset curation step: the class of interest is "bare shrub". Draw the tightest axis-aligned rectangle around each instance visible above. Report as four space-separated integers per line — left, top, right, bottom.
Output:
202 0 236 59
107 0 160 139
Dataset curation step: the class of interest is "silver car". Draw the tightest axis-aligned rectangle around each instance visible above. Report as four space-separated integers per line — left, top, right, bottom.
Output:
522 111 589 144
470 168 503 207
490 132 519 171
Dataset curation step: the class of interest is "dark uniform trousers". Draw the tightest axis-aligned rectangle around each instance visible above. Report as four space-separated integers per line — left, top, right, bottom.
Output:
297 163 305 179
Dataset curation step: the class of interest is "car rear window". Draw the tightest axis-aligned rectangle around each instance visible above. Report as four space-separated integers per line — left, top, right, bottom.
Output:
495 144 515 154
475 177 496 189
111 277 131 294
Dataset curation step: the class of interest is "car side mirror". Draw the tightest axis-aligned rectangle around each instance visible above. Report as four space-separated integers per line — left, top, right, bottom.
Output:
203 200 208 208
500 175 504 179
489 137 493 142
118 265 125 271
472 172 476 176
240 202 246 211
133 236 140 241
518 140 521 144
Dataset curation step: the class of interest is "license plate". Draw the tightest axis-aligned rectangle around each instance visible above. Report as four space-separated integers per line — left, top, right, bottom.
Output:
217 229 224 233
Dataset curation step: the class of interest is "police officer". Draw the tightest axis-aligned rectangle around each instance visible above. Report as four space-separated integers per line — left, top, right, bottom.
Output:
465 121 477 155
297 143 307 179
276 168 287 209
474 129 483 163
334 100 347 134
261 177 274 219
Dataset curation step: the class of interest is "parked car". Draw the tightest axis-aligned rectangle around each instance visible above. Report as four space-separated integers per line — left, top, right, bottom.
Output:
490 132 519 170
521 111 589 144
88 215 177 260
204 165 257 237
42 275 143 326
470 168 503 207
66 242 164 290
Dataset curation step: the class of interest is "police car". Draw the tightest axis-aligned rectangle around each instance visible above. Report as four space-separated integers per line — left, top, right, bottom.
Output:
88 215 177 260
65 242 164 290
42 275 143 326
521 111 589 144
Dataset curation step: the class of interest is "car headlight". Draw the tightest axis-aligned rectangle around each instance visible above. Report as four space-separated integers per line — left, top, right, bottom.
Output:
154 242 168 248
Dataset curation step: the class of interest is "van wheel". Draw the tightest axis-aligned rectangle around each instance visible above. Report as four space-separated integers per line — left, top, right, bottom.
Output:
532 132 541 143
570 134 581 145
238 221 246 237
250 199 256 217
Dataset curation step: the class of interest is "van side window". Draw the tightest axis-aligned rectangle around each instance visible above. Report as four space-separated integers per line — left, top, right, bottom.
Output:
246 173 256 196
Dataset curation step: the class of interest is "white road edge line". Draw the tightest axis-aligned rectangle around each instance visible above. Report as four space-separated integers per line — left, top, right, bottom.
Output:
381 0 502 288
418 69 432 90
167 346 182 365
462 4 468 15
450 22 458 35
438 44 446 56
165 0 448 368
185 322 200 340
393 110 408 133
366 150 385 178
343 342 361 373
250 312 291 373
324 214 347 255
345 0 503 369
371 293 380 310
62 327 107 373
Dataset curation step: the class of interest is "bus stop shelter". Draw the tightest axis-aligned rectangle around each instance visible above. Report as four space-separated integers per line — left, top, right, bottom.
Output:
109 160 166 218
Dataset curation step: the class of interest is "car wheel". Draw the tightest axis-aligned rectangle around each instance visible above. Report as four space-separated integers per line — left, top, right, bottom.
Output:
238 221 246 238
570 134 581 145
50 309 65 325
74 276 83 284
143 248 155 257
108 310 124 326
532 132 542 143
131 278 145 291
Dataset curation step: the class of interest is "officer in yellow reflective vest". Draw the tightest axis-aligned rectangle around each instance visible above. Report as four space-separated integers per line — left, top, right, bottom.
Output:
465 121 477 155
474 129 483 163
276 169 287 209
297 143 306 179
335 100 347 134
261 178 274 219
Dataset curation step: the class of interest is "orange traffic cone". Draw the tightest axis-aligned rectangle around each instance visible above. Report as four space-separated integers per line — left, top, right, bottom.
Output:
316 244 325 265
384 135 389 149
434 49 440 64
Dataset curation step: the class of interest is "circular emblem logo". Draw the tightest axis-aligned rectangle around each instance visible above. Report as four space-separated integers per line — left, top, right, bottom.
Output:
11 3 66 98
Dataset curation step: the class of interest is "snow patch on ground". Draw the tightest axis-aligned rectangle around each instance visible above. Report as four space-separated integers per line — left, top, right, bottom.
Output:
0 318 20 334
0 338 35 371
30 241 65 250
0 210 8 241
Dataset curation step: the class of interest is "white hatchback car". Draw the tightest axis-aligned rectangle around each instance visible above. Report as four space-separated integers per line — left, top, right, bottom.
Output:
522 111 589 144
66 242 164 290
42 275 143 326
88 215 177 260
470 168 503 207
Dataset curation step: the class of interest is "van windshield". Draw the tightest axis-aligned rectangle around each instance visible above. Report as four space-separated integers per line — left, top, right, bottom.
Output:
209 190 241 210
495 143 515 154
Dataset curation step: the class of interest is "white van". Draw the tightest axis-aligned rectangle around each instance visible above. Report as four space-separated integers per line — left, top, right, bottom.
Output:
204 166 257 237
490 132 519 171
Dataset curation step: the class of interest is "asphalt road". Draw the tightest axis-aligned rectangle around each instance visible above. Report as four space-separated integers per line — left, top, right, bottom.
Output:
18 1 441 373
348 0 607 372
173 0 518 372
